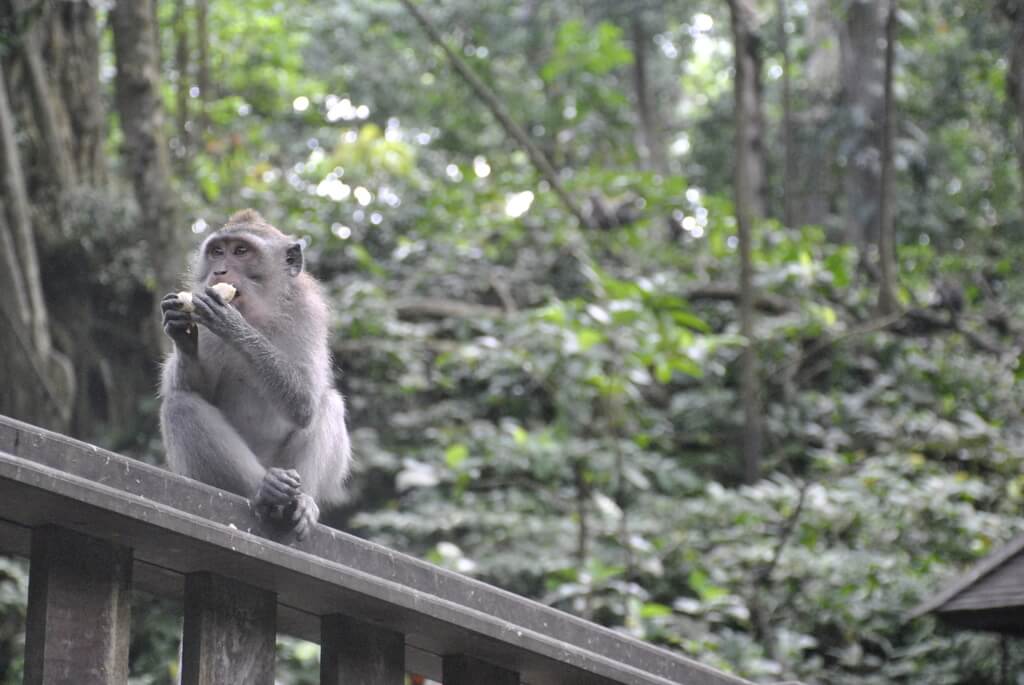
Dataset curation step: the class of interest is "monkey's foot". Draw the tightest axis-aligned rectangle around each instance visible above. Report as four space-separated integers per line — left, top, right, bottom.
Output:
289 493 320 541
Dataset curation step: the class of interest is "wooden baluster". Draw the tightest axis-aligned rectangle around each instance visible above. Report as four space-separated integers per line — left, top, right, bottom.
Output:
24 525 133 685
320 614 405 684
181 572 276 685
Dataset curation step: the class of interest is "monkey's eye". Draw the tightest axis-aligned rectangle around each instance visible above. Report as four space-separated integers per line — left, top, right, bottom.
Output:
233 245 248 256
210 245 225 257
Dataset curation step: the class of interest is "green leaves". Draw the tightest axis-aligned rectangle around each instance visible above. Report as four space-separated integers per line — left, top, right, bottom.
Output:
541 20 633 82
444 443 470 469
688 569 729 603
146 3 1024 684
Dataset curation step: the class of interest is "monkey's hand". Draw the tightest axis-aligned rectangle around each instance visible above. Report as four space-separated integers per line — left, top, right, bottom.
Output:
161 293 198 357
189 287 247 342
289 493 320 541
254 468 302 518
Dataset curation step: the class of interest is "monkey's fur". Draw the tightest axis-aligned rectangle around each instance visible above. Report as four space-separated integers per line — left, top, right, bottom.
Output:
159 209 350 539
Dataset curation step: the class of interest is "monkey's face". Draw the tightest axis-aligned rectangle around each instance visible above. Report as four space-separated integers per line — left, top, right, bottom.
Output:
196 228 304 327
198 235 265 317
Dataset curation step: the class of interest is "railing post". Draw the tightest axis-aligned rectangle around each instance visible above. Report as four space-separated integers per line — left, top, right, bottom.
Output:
23 525 133 685
443 654 520 685
181 572 276 685
320 614 405 684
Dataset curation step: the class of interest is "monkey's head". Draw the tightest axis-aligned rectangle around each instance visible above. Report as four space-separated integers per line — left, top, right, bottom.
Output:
193 209 306 324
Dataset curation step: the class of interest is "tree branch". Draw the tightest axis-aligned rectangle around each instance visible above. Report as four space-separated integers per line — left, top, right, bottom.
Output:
756 480 809 585
393 296 504 321
396 0 594 228
684 283 790 314
768 310 906 384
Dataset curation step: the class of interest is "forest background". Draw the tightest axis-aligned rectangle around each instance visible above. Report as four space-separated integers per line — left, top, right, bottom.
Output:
0 0 1023 683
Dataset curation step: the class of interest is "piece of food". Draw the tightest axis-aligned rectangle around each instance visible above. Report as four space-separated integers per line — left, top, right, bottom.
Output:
176 291 195 312
176 283 237 313
211 282 237 302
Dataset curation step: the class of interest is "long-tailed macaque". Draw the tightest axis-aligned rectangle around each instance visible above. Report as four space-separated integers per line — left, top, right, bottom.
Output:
159 209 350 539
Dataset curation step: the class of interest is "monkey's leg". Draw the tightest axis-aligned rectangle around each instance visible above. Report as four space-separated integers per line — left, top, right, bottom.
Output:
162 391 290 503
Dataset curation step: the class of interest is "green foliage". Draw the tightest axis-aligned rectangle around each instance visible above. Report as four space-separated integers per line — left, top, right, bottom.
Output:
541 20 633 82
18 0 1024 683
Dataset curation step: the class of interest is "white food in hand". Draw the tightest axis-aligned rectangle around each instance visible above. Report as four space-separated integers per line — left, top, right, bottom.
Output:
176 283 237 312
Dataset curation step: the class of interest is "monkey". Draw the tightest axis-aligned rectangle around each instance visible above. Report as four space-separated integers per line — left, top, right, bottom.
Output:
159 209 350 540
932 279 964 325
586 192 644 230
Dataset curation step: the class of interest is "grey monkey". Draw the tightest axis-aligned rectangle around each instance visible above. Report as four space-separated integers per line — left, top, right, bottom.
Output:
159 209 350 539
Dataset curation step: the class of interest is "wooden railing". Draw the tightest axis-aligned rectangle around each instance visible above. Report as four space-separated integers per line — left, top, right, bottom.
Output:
0 414 752 685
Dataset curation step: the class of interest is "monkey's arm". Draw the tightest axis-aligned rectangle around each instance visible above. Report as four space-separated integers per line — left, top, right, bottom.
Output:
190 290 318 427
160 348 207 396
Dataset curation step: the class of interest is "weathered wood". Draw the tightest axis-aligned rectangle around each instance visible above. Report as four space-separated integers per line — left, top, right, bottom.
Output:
923 532 1024 614
444 654 520 685
321 614 405 684
182 572 277 685
0 415 753 685
912 533 1024 636
942 553 1024 613
24 525 132 685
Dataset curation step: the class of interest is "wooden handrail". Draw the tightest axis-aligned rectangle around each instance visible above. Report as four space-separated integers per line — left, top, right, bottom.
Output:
0 414 752 685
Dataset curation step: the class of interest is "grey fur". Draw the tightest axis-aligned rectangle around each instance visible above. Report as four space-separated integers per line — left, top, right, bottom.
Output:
159 213 350 538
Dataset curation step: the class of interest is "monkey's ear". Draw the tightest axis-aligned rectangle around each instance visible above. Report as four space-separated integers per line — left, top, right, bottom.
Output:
285 241 304 277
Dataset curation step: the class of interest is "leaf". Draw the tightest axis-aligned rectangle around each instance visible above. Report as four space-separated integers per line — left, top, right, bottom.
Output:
512 426 528 445
671 310 711 333
640 602 672 619
825 251 851 287
688 569 728 603
396 460 440 490
538 302 567 325
576 328 604 351
602 276 642 299
593 491 622 520
655 360 673 383
445 444 469 469
672 357 704 378
348 244 386 276
586 304 611 325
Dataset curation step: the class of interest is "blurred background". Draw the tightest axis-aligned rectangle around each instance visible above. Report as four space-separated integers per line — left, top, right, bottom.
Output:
1 0 1023 682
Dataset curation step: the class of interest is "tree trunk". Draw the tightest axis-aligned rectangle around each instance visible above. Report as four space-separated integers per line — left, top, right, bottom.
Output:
1003 1 1024 186
876 0 898 315
111 0 183 296
778 0 794 227
10 0 75 235
731 2 766 219
0 59 74 429
174 0 191 160
45 0 107 185
631 13 667 175
840 0 887 252
728 0 766 484
152 0 162 61
196 0 210 141
1 66 49 356
787 0 841 231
